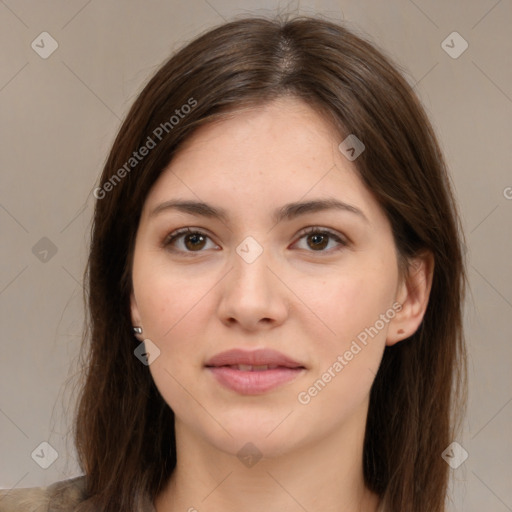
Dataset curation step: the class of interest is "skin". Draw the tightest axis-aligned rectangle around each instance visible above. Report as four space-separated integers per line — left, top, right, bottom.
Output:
130 96 434 512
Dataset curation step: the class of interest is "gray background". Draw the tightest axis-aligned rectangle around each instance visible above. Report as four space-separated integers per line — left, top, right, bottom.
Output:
1 1 511 510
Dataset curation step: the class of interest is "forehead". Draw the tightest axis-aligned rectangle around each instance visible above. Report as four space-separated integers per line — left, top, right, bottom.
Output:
142 97 385 228
171 96 338 170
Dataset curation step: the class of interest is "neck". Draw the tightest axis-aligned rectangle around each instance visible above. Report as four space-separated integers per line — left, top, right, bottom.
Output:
154 401 381 512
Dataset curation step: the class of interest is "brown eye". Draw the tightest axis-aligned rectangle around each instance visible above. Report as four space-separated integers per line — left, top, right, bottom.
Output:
307 233 329 251
294 227 347 253
183 233 207 251
163 228 217 253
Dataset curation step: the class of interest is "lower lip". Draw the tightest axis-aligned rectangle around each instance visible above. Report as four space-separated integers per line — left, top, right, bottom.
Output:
206 366 305 394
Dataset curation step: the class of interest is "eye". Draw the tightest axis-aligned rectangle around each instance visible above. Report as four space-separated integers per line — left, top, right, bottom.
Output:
293 227 348 253
163 228 219 253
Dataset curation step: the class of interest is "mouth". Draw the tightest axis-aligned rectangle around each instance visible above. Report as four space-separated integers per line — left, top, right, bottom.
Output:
213 364 298 371
205 348 306 394
205 348 305 369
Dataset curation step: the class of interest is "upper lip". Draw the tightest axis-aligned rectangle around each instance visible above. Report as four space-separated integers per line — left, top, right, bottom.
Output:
205 348 305 368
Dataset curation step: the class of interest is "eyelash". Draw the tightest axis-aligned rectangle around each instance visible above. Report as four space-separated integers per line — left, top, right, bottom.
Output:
162 226 348 255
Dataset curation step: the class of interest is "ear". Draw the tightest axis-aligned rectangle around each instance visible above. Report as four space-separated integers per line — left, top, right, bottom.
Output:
130 291 144 341
386 250 434 346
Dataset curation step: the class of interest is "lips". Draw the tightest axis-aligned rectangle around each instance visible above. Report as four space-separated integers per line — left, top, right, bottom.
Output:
205 348 305 369
205 348 306 395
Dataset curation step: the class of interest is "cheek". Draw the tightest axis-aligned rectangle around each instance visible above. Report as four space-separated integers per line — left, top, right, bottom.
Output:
294 272 394 423
135 266 210 410
309 269 396 337
133 257 208 339
133 261 218 396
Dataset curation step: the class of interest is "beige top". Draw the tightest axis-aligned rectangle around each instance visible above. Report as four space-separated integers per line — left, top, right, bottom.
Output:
0 475 156 512
0 475 385 511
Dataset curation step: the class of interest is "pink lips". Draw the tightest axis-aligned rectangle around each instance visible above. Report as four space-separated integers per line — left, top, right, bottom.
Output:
205 348 306 395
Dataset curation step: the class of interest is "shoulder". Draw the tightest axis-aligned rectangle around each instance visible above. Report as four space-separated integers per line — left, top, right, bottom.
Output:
0 475 87 512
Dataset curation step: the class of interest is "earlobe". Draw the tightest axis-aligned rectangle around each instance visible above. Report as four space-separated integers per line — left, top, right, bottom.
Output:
386 250 434 346
130 291 143 339
130 291 139 323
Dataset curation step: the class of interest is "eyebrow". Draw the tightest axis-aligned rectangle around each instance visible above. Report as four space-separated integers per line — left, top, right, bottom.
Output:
150 198 369 224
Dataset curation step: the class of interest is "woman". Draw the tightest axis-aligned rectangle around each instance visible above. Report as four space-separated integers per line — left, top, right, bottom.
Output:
0 14 467 512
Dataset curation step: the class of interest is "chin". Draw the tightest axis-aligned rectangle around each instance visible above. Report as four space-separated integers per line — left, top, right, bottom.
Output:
192 408 311 460
208 428 301 461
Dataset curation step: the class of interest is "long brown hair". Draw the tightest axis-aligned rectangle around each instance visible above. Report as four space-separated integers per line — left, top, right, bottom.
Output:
72 15 467 512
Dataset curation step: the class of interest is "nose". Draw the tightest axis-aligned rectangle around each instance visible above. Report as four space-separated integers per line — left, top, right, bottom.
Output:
217 244 289 331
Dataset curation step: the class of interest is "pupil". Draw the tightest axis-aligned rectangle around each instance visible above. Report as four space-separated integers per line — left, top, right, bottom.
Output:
186 234 205 250
309 234 327 250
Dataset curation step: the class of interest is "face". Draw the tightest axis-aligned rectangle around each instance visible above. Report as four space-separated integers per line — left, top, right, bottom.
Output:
130 96 408 458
